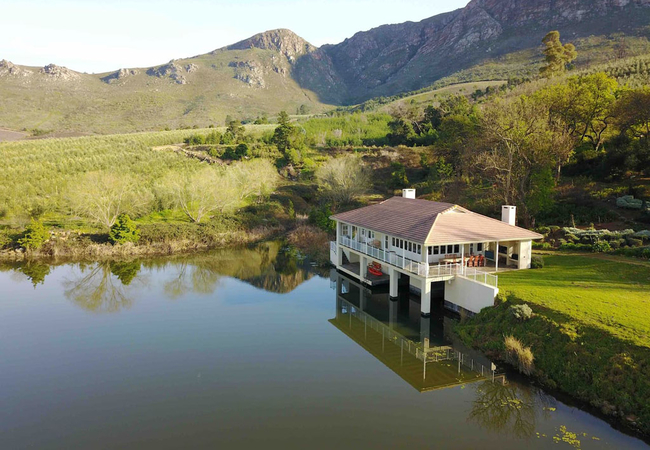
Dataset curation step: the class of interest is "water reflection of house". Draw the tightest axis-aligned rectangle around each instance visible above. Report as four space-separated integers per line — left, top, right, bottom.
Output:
329 272 501 392
330 190 542 315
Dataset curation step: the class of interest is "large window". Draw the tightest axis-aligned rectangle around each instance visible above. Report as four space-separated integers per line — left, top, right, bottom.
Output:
342 224 349 237
434 246 440 255
477 243 484 252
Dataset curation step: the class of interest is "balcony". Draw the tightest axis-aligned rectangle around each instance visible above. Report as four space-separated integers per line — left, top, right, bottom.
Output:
335 236 498 287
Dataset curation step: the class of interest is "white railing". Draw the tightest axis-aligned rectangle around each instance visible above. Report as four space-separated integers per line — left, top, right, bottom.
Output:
330 241 337 254
463 268 499 288
339 236 465 279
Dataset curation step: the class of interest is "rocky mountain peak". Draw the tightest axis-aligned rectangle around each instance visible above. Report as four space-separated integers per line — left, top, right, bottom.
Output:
226 29 317 62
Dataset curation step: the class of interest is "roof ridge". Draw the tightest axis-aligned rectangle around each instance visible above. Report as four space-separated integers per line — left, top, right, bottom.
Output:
424 204 457 243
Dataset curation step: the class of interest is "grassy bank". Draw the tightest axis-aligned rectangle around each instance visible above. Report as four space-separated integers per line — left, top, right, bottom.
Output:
455 253 650 435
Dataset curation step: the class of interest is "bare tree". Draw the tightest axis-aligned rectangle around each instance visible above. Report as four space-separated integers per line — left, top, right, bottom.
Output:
67 172 152 228
315 155 371 204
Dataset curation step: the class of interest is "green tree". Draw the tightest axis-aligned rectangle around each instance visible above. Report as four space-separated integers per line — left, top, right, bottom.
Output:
224 120 245 143
389 162 409 189
109 214 140 244
18 219 49 250
536 73 617 152
540 31 577 78
272 111 295 154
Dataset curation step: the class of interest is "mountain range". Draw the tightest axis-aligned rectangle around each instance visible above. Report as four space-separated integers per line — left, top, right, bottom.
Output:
2 0 650 133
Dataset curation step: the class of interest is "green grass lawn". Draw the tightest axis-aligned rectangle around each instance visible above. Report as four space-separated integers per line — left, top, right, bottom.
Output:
498 254 650 348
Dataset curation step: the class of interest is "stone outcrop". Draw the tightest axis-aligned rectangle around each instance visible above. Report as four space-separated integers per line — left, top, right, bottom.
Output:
0 60 32 77
146 61 197 84
39 63 79 80
100 68 138 84
229 60 266 87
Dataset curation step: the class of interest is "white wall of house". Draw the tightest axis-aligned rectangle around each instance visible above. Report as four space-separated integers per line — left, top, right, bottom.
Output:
444 277 499 314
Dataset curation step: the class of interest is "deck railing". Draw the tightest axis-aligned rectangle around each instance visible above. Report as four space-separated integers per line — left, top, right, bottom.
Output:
462 269 499 288
337 236 498 288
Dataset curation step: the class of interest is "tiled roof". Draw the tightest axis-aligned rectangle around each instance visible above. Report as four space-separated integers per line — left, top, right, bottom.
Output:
332 197 542 245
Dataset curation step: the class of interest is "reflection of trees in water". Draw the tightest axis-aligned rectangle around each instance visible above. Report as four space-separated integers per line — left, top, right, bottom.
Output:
468 380 556 438
19 262 52 288
64 261 142 313
150 241 318 297
163 262 222 299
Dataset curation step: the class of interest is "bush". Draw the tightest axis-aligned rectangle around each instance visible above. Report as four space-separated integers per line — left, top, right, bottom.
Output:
18 219 49 250
504 335 534 375
592 240 612 253
626 238 644 248
109 214 140 244
510 304 533 321
532 242 552 250
308 204 335 232
531 255 545 269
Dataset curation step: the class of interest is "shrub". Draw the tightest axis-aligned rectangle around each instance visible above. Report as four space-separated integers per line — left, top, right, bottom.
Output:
510 304 533 321
308 204 335 232
504 335 535 375
531 255 545 269
109 214 140 244
18 219 49 250
627 238 644 248
532 242 552 250
592 240 612 253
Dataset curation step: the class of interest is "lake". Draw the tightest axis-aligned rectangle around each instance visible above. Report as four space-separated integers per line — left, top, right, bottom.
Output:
0 242 647 449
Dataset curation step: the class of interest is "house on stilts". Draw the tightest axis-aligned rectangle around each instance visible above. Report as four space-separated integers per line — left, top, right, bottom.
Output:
329 189 543 316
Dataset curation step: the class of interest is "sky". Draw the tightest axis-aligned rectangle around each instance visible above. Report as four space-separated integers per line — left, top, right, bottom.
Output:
1 0 469 73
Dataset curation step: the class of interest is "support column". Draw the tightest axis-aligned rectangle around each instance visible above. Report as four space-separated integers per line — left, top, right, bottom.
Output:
495 241 499 272
360 255 367 281
460 244 465 275
421 280 431 317
389 267 399 299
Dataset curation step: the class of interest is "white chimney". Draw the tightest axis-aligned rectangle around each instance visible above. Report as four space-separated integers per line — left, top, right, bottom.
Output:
402 189 416 199
502 205 516 226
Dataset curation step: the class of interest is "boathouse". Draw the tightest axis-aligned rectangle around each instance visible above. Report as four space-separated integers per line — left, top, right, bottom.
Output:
329 190 542 316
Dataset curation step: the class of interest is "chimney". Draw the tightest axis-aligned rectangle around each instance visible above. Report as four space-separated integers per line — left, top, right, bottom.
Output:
402 189 416 199
502 205 516 226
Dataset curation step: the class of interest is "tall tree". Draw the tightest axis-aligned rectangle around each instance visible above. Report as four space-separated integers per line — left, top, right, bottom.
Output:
536 73 617 152
476 96 572 225
272 111 294 154
539 31 577 78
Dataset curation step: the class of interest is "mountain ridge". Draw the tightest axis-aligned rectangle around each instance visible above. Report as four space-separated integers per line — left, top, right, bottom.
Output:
3 0 650 132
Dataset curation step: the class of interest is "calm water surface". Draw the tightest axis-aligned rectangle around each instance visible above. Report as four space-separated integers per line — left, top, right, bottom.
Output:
0 243 647 449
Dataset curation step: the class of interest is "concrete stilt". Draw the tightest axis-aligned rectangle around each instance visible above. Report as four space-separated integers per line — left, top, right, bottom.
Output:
389 267 399 299
360 255 367 281
421 281 431 317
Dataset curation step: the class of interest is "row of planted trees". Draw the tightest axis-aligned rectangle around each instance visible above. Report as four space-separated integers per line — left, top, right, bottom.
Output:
65 158 278 229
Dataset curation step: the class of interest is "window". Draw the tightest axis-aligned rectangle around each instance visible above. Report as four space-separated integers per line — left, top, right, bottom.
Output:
447 245 453 254
408 242 412 252
433 246 440 255
361 229 366 237
454 244 460 253
477 243 484 252
399 240 404 249
368 230 375 240
469 244 474 254
385 236 389 249
417 244 421 255
342 224 349 237
392 237 396 246
352 227 357 239
428 247 432 255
